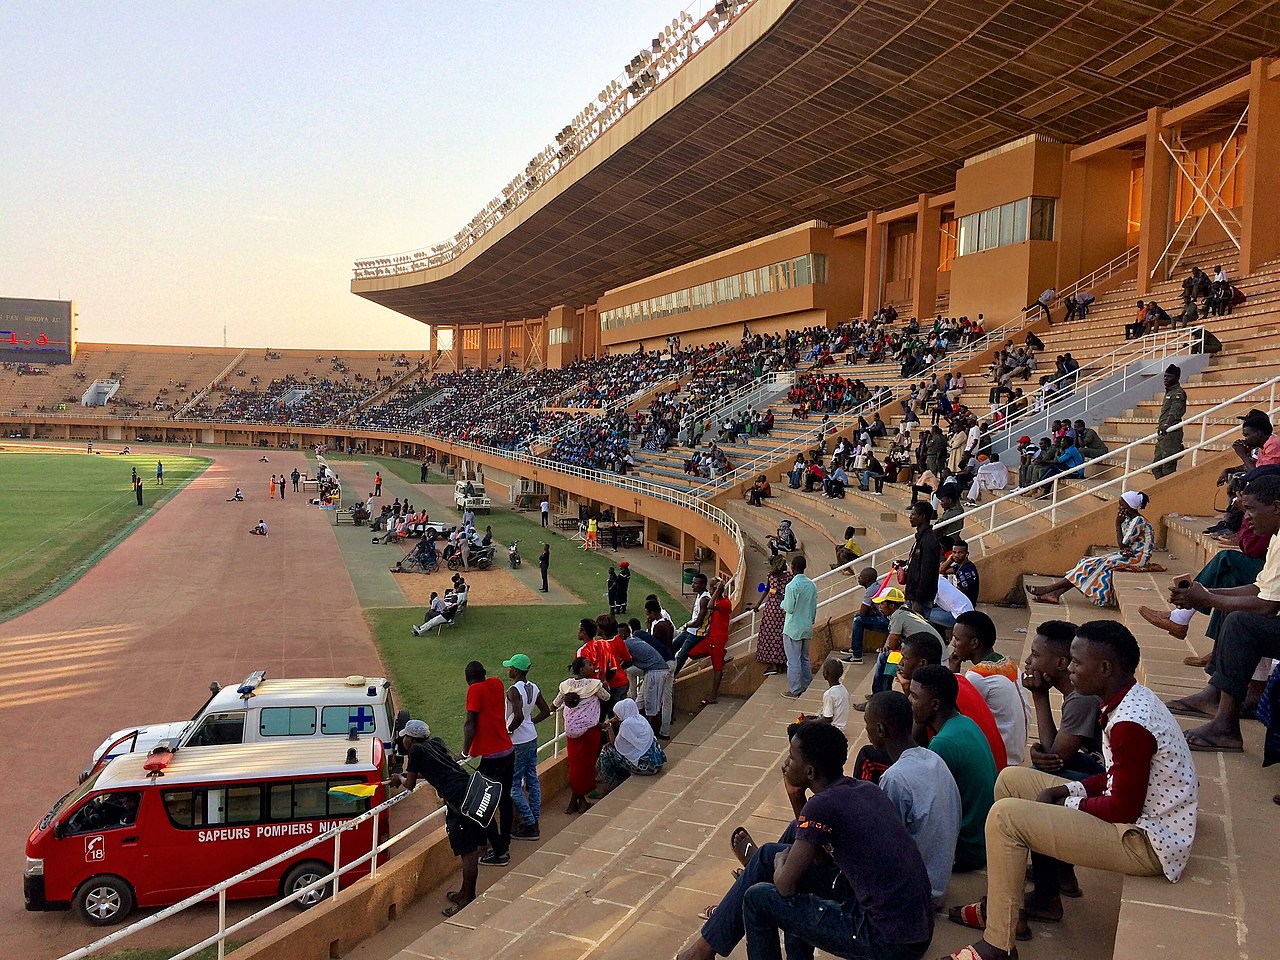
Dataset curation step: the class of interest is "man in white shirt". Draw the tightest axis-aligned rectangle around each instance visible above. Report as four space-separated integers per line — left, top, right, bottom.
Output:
931 574 974 631
539 499 550 527
949 611 1028 765
965 420 982 456
966 453 1010 505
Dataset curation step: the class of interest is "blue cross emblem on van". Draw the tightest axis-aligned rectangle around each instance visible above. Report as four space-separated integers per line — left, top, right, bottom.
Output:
350 707 375 732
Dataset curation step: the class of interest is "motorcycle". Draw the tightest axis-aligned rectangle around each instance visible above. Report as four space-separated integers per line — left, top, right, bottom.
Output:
446 541 495 571
508 540 522 569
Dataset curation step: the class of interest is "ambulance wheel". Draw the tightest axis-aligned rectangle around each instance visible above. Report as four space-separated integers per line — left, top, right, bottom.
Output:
283 861 333 910
75 875 134 926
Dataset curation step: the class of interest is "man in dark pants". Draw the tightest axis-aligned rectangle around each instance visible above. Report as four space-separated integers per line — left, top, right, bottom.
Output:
462 661 514 866
1151 364 1187 479
420 460 429 483
904 501 941 619
1165 473 1280 751
538 543 550 593
134 477 144 506
390 720 484 916
675 722 933 960
291 467 301 492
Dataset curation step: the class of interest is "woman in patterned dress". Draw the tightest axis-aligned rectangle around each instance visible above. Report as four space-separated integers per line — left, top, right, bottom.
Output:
753 555 792 674
1027 491 1155 606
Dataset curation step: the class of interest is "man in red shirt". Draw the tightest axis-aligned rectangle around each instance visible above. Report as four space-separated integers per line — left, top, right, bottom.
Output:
577 617 626 717
463 661 515 867
596 614 633 712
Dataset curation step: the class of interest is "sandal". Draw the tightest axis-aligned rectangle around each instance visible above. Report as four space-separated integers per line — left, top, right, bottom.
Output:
948 899 1031 941
1031 594 1060 605
729 826 757 867
1185 732 1244 752
938 947 1018 960
699 904 716 921
700 698 719 707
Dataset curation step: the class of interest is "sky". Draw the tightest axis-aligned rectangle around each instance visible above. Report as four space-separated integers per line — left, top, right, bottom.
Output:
0 1 692 349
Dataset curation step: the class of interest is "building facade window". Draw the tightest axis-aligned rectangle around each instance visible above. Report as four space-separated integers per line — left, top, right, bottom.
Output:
462 328 481 351
548 326 574 345
956 197 1055 257
599 253 828 331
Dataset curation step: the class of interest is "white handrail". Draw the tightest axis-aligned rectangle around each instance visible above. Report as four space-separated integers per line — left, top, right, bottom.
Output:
987 325 1203 448
717 370 1280 660
693 369 795 430
57 730 571 960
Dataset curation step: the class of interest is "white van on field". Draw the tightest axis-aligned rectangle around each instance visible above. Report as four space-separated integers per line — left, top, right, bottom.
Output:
83 671 406 782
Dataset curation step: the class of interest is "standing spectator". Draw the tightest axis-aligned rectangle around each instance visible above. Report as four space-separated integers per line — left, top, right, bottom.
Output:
156 460 164 485
1030 287 1056 323
504 654 551 841
540 497 550 527
374 471 383 496
389 720 484 917
753 556 792 674
134 477 144 507
780 555 818 699
903 502 941 618
538 542 550 593
291 467 300 492
278 473 285 500
614 561 631 613
420 460 429 483
462 661 514 866
621 622 669 728
269 475 277 500
553 656 610 814
1152 365 1186 478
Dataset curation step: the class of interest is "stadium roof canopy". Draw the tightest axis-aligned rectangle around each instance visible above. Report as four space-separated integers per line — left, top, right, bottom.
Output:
352 0 1280 325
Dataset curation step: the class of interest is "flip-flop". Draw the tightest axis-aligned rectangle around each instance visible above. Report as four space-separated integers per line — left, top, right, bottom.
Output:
1185 732 1244 753
700 698 719 707
699 904 716 921
729 826 757 867
1165 700 1214 719
948 901 986 931
937 948 1018 960
1031 594 1060 605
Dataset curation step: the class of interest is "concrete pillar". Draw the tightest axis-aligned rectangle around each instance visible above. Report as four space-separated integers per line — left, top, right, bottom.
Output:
1136 107 1171 295
478 324 490 370
861 210 883 320
911 195 941 320
1240 58 1280 277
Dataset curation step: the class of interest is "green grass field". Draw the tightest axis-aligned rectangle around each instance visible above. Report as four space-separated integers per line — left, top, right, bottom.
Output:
365 505 686 744
0 451 208 619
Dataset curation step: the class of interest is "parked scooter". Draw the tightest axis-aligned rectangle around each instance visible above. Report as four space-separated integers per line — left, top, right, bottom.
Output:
508 540 522 569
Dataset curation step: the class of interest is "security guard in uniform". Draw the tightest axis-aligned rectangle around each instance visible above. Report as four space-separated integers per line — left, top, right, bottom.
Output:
1152 363 1187 478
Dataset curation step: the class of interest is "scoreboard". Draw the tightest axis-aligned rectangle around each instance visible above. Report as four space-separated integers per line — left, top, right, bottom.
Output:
0 298 76 364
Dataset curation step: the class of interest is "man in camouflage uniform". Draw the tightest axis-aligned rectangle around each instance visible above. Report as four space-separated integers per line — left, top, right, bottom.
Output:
1152 364 1187 478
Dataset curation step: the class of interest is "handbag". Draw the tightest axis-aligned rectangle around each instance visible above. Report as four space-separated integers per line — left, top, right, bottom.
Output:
457 768 503 828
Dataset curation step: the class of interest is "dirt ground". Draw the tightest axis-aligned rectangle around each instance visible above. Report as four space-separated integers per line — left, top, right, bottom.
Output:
393 566 547 606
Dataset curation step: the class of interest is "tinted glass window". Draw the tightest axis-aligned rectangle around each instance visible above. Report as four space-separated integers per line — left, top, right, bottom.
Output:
64 792 142 835
187 713 245 747
259 707 316 737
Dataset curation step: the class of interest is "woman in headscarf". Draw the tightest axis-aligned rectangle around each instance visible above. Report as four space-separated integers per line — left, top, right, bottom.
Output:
753 556 791 676
595 698 667 794
1027 490 1157 606
552 656 611 814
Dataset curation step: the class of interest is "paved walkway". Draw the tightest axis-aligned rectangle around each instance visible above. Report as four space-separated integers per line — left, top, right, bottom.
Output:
0 445 382 960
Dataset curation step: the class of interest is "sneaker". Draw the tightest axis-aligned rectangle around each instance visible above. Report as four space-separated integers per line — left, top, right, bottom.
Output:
841 654 863 664
781 690 803 699
478 851 511 867
411 626 422 636
512 825 540 841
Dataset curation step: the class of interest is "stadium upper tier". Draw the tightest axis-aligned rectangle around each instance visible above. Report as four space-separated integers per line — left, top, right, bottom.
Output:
350 0 1280 326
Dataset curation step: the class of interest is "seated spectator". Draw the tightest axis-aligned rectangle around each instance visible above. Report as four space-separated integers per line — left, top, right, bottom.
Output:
940 539 980 605
842 567 884 665
674 722 934 960
908 665 997 872
412 591 457 635
859 450 886 494
823 463 848 499
834 526 863 569
1074 418 1109 459
867 585 943 696
595 698 666 794
942 620 1196 960
964 453 1009 505
767 519 797 557
1021 618 1103 781
948 611 1028 765
1163 473 1280 750
863 690 962 908
1029 491 1155 605
934 489 965 550
249 519 268 536
746 474 772 506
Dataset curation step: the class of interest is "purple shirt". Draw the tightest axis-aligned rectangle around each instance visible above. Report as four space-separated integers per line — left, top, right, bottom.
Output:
796 777 934 945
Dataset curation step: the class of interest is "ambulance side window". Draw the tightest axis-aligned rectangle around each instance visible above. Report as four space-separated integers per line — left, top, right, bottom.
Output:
64 792 141 835
259 707 316 737
187 713 246 747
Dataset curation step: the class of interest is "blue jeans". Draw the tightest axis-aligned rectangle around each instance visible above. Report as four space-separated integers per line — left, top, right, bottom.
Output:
673 629 704 675
783 633 812 695
927 608 955 631
510 739 541 826
744 881 928 960
849 613 890 659
870 647 895 694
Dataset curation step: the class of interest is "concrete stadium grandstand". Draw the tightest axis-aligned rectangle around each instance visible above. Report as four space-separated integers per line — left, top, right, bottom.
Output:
7 2 1280 960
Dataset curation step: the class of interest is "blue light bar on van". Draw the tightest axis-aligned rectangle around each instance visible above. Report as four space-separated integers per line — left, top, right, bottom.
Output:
237 670 267 697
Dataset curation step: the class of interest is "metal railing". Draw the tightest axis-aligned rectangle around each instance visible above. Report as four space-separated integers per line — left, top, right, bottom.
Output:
351 0 755 280
717 371 1280 663
693 369 796 432
58 716 569 960
986 325 1204 449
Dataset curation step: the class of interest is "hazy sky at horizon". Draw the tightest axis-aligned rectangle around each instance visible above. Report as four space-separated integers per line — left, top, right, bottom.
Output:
1 1 686 349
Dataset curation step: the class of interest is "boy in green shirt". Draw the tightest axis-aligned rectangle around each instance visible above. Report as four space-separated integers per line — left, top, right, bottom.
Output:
909 664 997 870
